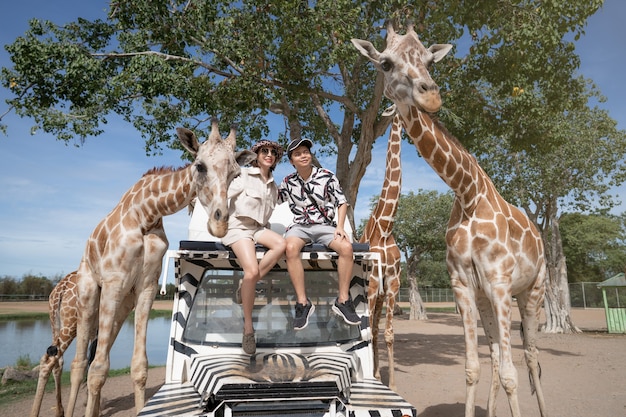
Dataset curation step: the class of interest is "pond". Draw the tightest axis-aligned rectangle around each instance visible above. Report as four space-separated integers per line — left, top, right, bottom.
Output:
0 316 171 370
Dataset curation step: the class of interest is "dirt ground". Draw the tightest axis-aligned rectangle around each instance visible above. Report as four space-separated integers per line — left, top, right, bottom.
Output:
2 301 625 417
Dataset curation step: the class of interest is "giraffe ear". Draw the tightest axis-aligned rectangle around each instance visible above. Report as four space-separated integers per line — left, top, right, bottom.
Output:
351 38 381 64
235 150 257 167
429 44 453 63
176 127 200 157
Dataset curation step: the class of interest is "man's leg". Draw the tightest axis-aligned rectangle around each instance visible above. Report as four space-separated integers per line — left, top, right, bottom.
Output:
328 238 360 325
285 236 308 304
285 235 314 330
328 238 354 302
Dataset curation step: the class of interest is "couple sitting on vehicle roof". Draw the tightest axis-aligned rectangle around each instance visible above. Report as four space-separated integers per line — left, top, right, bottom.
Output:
222 136 360 354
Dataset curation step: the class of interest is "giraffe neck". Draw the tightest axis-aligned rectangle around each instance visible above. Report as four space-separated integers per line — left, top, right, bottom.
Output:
123 165 196 229
401 106 493 211
361 115 402 241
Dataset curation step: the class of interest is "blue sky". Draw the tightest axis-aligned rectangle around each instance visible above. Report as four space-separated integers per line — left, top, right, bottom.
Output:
1 1 625 279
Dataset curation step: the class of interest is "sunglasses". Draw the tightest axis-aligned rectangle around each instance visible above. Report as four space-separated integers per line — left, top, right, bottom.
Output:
259 148 279 157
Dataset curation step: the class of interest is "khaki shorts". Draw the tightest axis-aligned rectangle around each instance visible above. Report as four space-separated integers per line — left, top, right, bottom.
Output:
222 217 269 246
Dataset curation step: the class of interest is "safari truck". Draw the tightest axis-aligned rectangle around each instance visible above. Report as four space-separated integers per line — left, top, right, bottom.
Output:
138 203 416 417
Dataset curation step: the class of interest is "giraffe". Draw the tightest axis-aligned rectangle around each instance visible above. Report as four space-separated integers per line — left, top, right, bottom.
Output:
66 119 256 417
353 24 548 417
29 271 133 417
358 112 402 391
30 271 83 417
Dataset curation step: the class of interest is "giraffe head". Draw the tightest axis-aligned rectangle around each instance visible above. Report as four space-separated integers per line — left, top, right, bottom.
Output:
352 23 452 114
177 119 256 238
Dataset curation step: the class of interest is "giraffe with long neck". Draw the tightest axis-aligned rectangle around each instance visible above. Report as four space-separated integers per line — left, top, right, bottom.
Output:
358 113 402 391
353 24 548 417
66 120 255 417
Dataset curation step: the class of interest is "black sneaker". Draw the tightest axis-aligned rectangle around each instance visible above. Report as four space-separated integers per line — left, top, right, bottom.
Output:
332 297 360 325
293 299 315 330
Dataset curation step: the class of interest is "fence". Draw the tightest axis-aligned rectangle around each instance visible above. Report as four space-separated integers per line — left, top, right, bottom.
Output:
397 282 612 309
1 282 616 308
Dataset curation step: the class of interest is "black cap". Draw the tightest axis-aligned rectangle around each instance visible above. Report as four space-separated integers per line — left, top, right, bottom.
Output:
287 138 313 158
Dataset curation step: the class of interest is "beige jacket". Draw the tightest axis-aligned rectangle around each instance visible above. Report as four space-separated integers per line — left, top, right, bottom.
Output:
227 167 278 227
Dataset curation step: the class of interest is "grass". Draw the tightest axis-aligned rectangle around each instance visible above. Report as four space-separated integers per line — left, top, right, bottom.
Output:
0 312 49 321
0 360 148 409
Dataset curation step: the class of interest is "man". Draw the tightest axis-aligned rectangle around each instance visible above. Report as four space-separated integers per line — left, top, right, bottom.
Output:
278 138 360 330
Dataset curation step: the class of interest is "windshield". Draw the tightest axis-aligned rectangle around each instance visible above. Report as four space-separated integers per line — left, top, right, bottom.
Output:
182 270 361 347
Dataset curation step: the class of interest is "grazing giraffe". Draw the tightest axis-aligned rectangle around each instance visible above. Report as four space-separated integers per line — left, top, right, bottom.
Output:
358 113 402 391
30 271 133 417
30 271 83 417
353 23 548 417
66 119 255 417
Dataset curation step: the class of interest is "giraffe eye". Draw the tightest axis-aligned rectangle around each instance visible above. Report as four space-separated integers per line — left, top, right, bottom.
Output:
195 162 207 174
380 59 392 72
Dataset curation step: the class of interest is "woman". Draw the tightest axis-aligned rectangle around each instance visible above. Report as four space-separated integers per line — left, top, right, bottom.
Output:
222 140 286 354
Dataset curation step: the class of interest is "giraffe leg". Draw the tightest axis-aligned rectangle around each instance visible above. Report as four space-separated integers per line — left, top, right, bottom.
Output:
85 278 126 417
370 294 384 380
453 289 480 417
517 288 549 417
68 272 99 417
53 355 64 417
128 228 167 413
29 348 57 417
477 297 500 417
384 290 396 391
491 285 521 417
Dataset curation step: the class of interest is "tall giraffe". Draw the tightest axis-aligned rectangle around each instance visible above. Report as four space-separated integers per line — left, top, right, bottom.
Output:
66 119 255 417
353 24 548 417
358 113 402 391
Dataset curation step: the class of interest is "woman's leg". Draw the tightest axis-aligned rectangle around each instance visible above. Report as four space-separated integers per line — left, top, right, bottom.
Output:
256 229 286 277
230 238 261 335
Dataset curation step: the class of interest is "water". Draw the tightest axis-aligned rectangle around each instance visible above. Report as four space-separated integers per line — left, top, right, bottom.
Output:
0 316 171 370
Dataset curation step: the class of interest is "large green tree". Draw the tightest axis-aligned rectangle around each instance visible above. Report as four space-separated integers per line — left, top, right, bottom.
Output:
2 1 616 329
1 1 603 222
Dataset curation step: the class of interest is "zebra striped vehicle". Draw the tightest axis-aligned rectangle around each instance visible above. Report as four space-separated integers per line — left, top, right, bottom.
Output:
139 204 416 417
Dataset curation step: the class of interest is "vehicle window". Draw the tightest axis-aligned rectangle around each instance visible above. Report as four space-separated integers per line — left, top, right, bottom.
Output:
183 270 361 347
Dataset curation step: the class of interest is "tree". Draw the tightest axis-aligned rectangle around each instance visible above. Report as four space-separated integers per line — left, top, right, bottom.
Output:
473 81 626 332
394 190 453 320
560 212 626 282
19 273 54 297
0 0 604 234
4 1 619 330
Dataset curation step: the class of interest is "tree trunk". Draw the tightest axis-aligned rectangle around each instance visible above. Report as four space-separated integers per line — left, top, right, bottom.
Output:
541 211 580 333
408 273 428 320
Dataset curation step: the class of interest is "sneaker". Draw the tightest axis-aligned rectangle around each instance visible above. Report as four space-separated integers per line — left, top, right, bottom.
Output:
332 297 361 325
293 299 315 330
242 332 256 354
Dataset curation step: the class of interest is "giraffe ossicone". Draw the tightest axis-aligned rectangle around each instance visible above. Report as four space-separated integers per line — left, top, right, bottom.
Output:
353 23 548 417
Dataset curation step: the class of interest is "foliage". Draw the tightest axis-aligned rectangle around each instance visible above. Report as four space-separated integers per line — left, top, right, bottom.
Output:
0 0 610 230
560 212 626 282
394 190 454 288
0 274 55 297
476 84 626 219
0 274 177 300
